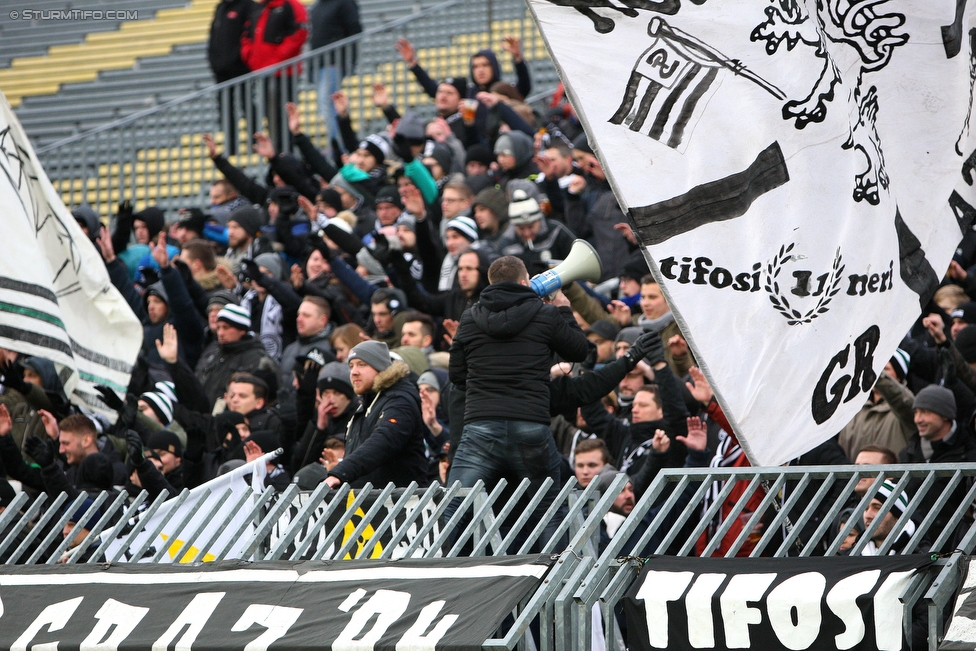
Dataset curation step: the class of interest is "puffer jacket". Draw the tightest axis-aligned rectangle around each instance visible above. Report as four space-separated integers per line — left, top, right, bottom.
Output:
328 361 427 488
450 281 590 426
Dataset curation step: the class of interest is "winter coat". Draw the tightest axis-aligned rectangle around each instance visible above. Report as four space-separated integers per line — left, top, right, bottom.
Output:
291 399 357 472
900 424 976 553
450 282 590 426
194 336 278 408
498 218 577 276
328 361 427 487
309 0 361 74
837 372 916 459
241 0 308 73
208 0 256 80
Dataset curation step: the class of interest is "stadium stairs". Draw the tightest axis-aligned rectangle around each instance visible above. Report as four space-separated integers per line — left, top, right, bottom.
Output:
7 0 557 216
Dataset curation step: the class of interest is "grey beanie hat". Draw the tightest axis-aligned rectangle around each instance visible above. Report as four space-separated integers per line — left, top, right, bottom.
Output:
330 173 364 202
913 385 956 420
615 326 642 346
348 340 393 372
417 370 441 392
254 252 282 281
593 465 629 494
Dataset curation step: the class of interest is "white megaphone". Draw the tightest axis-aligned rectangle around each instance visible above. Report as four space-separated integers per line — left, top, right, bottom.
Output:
530 239 604 297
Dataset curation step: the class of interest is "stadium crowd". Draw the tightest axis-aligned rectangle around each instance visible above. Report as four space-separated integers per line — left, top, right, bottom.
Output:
1 0 975 565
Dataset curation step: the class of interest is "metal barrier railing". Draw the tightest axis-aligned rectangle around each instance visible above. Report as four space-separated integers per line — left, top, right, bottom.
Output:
0 474 628 651
34 0 554 218
569 463 976 651
6 465 968 649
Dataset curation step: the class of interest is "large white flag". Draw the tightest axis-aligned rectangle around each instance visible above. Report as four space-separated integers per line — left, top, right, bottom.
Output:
528 1 976 465
101 452 272 563
0 92 141 413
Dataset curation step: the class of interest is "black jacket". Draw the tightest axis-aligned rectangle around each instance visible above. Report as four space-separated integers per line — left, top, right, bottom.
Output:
450 282 590 426
328 361 427 487
209 0 256 80
900 425 976 552
309 0 361 74
194 336 276 408
291 399 357 472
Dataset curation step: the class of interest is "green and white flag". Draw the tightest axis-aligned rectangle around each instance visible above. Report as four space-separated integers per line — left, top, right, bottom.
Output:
0 91 141 416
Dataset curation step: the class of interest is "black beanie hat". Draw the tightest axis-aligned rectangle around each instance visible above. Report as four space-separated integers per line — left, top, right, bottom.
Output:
375 185 403 210
178 208 208 235
228 205 263 237
465 143 494 168
76 453 115 493
440 76 468 98
317 188 344 214
147 430 183 458
956 325 976 363
247 430 281 455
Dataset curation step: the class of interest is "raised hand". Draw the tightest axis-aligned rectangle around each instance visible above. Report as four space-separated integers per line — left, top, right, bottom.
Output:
685 367 714 406
24 435 54 467
253 132 276 159
286 102 301 135
155 322 179 364
38 409 60 441
151 232 169 268
202 133 218 158
372 83 390 108
668 334 689 358
922 313 947 345
331 92 349 118
0 358 26 394
676 416 707 452
98 225 116 263
651 428 670 454
0 404 12 437
125 429 144 465
395 38 417 67
502 36 523 62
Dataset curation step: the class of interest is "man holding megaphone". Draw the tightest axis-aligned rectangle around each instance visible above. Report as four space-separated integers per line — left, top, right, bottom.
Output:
447 255 591 538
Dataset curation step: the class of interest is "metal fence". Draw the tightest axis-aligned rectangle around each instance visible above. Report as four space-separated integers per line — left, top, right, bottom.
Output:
571 463 976 651
2 464 968 649
0 474 628 651
34 0 556 218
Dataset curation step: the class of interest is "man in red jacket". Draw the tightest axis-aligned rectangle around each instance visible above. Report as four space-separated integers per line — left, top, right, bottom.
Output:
241 0 308 151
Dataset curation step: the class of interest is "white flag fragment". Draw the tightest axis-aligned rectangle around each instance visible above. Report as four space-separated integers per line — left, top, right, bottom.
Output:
528 1 976 465
101 452 273 563
0 91 141 414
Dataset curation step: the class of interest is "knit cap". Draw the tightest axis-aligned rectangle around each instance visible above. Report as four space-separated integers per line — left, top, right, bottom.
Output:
217 304 251 331
446 215 479 242
348 340 393 372
913 385 956 420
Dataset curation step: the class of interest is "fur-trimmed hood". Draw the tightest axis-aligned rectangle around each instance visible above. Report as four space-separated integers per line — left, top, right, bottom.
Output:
372 360 411 393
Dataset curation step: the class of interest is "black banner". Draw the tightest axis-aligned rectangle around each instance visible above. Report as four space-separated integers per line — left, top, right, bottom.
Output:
941 556 976 650
0 556 553 651
624 555 932 651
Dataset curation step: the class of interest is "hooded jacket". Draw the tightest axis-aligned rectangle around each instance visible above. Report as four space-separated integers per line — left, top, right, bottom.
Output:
328 361 427 487
450 282 590 425
208 0 256 80
390 247 492 322
240 0 308 73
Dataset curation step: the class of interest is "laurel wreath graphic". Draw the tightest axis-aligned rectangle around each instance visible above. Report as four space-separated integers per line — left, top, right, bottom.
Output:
764 244 845 325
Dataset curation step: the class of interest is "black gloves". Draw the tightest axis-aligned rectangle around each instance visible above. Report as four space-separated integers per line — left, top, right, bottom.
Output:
94 385 125 412
24 435 54 468
239 258 264 286
370 234 393 267
125 429 144 466
392 134 415 163
627 330 664 366
0 359 27 395
296 350 326 398
96 386 138 436
117 200 133 220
